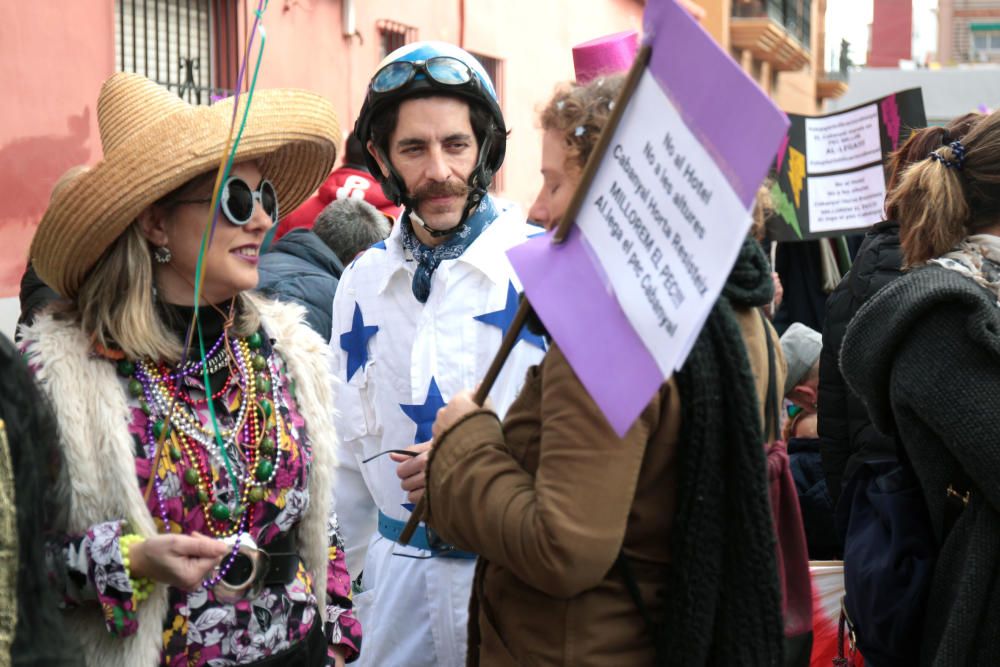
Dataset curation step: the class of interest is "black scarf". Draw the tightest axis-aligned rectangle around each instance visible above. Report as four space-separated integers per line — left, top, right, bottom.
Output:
662 238 784 664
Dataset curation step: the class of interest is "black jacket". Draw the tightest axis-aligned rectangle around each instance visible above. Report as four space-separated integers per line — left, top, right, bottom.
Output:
817 220 902 505
17 264 61 340
841 265 1000 663
787 437 839 560
772 240 827 335
256 229 344 342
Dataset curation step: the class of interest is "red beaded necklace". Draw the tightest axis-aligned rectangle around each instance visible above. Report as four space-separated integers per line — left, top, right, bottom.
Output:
129 333 284 537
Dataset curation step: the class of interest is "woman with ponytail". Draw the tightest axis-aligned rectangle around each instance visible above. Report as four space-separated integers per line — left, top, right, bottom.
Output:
819 114 980 510
841 110 1000 662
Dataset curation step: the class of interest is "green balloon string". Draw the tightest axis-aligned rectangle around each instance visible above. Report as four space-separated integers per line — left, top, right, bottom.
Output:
189 11 269 495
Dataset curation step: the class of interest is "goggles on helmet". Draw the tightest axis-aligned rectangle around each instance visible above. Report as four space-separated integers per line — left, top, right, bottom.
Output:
371 56 476 95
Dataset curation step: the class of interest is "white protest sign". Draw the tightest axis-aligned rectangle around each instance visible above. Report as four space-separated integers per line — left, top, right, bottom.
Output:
574 70 753 378
807 164 887 234
805 103 882 175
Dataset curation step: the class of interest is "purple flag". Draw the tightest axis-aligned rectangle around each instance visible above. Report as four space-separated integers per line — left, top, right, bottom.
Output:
508 228 663 435
509 0 789 436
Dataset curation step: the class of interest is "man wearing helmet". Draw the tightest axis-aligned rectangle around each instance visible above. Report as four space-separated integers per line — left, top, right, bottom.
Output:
329 42 544 667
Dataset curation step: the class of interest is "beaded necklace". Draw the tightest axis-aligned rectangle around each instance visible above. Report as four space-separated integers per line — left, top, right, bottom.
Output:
121 331 286 538
171 331 229 379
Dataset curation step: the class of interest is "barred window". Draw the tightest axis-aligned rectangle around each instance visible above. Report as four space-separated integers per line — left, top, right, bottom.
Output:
114 0 245 105
469 52 505 191
376 19 418 60
468 52 503 104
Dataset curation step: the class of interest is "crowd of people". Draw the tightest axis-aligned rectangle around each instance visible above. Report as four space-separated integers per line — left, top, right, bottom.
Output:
1 14 999 667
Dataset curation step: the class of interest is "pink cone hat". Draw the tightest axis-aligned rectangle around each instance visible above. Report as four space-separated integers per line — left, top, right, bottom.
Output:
572 30 639 84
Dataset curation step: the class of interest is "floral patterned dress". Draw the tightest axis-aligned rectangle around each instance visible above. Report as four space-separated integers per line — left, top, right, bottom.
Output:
40 333 362 665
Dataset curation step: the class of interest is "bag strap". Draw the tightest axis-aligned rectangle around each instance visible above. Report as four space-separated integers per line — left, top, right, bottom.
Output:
759 310 780 442
833 596 856 667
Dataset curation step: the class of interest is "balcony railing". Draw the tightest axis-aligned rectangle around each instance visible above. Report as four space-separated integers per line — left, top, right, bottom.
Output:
732 0 811 51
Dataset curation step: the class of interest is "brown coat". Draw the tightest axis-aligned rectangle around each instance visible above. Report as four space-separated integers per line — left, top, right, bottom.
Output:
424 306 785 666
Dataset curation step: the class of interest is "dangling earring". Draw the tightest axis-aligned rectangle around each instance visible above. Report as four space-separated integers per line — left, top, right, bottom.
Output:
154 246 172 264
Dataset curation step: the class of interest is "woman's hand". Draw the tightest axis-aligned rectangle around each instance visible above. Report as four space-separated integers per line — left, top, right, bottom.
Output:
391 442 431 504
772 271 784 310
764 272 784 320
128 532 230 591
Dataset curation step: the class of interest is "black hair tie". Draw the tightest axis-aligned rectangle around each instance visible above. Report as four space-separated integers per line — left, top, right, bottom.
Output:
929 140 967 170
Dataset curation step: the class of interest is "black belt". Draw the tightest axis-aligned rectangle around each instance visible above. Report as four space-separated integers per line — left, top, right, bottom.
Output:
243 616 326 666
261 531 301 585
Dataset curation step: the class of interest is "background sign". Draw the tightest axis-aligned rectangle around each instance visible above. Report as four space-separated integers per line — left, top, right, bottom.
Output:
767 88 926 241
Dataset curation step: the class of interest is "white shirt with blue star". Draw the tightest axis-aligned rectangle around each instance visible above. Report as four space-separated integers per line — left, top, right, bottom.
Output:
329 199 545 667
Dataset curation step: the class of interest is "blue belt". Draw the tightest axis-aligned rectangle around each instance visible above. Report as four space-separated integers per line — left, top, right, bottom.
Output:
377 510 477 559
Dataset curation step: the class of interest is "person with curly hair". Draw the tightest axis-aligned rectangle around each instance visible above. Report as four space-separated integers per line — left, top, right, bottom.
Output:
0 332 85 666
397 67 788 664
527 75 621 230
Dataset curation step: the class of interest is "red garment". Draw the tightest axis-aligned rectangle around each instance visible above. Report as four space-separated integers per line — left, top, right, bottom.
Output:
766 439 814 645
275 166 401 240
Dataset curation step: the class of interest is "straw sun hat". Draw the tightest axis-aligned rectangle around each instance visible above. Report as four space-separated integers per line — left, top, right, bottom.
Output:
31 72 340 299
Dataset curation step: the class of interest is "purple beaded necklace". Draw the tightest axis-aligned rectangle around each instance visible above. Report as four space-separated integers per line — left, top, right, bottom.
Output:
137 355 252 590
132 332 282 591
203 513 248 588
169 332 228 381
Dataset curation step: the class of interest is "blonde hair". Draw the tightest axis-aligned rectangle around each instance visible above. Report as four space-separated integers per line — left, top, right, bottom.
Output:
752 179 775 241
62 220 260 363
887 111 1000 267
539 75 624 175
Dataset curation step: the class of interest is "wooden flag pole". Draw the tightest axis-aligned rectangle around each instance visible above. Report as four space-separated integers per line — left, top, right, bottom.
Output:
398 45 653 546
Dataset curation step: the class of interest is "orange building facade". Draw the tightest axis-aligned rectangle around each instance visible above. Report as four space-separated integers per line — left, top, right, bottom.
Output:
703 0 843 114
937 0 1000 64
0 0 841 336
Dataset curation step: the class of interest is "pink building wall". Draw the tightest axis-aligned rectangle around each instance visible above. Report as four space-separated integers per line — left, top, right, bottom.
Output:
868 0 913 67
0 0 642 336
255 0 642 207
0 1 112 324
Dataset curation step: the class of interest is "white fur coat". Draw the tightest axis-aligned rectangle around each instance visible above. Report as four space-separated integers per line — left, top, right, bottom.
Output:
21 297 338 667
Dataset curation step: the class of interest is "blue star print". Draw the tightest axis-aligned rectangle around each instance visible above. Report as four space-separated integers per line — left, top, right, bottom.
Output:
400 377 446 444
474 281 546 350
339 303 379 381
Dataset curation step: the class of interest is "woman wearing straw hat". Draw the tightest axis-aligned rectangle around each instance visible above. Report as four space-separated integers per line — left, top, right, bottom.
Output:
20 73 360 666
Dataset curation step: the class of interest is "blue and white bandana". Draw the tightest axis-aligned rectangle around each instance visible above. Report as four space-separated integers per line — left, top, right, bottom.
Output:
401 196 498 303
